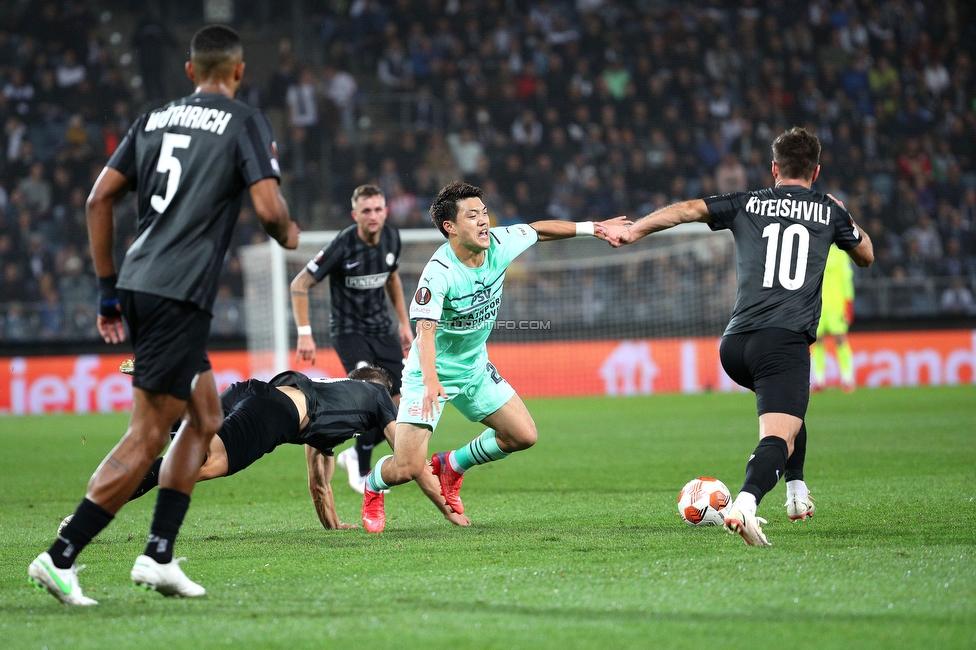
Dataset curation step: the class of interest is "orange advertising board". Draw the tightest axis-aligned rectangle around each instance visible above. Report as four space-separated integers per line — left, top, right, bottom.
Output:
0 330 972 415
486 329 976 397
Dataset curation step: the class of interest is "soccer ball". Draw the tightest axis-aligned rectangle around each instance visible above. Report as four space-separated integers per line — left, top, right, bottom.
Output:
57 514 73 535
677 476 731 526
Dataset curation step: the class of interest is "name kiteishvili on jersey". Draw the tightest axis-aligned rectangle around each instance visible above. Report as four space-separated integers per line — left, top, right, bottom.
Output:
744 196 832 224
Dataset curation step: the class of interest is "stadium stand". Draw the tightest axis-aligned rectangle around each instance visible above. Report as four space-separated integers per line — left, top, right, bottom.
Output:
1 0 974 344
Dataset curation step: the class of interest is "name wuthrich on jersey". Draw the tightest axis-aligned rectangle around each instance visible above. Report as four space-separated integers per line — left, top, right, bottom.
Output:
704 185 862 341
108 93 280 312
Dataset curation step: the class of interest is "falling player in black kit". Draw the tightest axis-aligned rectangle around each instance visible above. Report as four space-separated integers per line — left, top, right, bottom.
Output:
290 184 413 494
122 365 469 530
29 25 300 605
604 127 873 546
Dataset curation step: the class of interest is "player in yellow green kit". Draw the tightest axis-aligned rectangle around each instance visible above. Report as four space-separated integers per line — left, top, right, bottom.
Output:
359 181 625 532
812 244 856 392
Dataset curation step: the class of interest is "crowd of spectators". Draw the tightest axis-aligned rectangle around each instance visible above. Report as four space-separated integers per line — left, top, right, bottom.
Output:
276 0 976 315
2 0 975 344
0 2 256 343
0 2 129 342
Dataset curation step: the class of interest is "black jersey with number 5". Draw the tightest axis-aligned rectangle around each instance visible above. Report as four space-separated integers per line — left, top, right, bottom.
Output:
106 92 280 312
704 185 862 341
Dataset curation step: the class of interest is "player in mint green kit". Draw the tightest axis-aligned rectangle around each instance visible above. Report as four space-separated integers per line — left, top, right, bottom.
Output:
360 181 626 532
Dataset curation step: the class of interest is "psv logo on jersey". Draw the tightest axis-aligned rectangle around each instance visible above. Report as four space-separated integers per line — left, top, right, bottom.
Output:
471 289 490 306
415 287 432 305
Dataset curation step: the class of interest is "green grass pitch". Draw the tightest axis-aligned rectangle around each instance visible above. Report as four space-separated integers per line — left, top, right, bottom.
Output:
1 386 974 649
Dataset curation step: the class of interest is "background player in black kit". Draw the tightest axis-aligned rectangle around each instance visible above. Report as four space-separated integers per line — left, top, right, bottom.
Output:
121 366 469 530
604 127 873 547
29 25 300 605
290 184 413 494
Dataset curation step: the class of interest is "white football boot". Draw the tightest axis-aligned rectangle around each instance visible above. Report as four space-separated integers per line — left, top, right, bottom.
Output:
131 555 206 597
28 552 98 606
336 446 366 494
786 494 816 520
724 507 772 547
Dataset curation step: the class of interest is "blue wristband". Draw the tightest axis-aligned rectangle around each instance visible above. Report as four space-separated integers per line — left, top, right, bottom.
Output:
98 274 120 317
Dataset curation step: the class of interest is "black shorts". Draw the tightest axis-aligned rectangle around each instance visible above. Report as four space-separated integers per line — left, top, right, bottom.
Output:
333 331 404 395
719 328 811 419
217 380 301 476
119 290 212 400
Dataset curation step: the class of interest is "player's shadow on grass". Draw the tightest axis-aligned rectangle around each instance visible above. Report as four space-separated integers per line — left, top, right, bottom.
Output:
364 598 953 626
185 526 472 550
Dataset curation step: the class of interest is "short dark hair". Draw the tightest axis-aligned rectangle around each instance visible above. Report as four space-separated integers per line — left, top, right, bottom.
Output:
347 364 393 394
190 25 243 79
429 181 483 238
351 184 384 208
771 127 821 181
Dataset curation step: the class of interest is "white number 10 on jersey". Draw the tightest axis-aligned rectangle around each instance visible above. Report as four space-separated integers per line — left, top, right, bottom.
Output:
761 223 810 290
151 132 192 214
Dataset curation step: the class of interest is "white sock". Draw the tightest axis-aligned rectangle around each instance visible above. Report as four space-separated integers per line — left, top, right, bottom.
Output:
786 480 809 501
447 450 466 475
732 492 757 518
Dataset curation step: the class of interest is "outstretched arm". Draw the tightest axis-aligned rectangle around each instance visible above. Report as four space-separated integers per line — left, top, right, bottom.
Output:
529 217 631 242
306 445 358 530
380 422 469 526
604 200 712 247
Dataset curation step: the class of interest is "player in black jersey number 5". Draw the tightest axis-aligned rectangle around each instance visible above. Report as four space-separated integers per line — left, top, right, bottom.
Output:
604 127 873 547
290 185 413 495
28 25 300 605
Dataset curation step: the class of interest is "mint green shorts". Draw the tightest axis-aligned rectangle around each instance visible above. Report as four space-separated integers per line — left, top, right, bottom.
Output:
397 360 515 430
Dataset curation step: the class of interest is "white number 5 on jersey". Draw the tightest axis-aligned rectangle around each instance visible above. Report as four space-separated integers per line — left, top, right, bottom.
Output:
151 132 192 214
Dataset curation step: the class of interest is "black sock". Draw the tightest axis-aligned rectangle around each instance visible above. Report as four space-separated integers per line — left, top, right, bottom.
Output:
741 436 789 505
143 488 190 564
785 423 807 482
356 438 374 478
48 498 114 569
128 457 164 501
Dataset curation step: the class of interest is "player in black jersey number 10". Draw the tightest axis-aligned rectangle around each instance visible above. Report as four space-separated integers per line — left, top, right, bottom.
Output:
28 25 299 605
603 127 873 547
